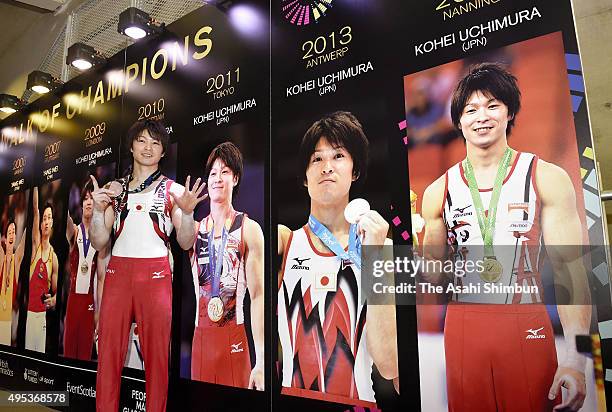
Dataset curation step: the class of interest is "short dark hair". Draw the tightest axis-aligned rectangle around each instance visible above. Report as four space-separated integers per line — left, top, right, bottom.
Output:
451 63 521 136
41 202 54 230
125 119 169 160
204 142 244 197
4 219 15 236
297 111 369 184
80 180 93 206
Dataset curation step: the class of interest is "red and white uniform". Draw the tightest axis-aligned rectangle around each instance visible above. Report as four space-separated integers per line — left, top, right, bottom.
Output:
278 226 375 408
443 151 544 304
96 177 175 412
0 255 17 345
441 152 559 411
64 223 96 360
190 212 251 387
26 244 53 353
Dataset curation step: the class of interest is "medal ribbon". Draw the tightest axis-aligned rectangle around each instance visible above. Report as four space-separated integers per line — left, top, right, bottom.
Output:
208 221 229 298
128 169 162 194
463 147 512 257
308 215 361 270
80 223 90 257
115 169 162 215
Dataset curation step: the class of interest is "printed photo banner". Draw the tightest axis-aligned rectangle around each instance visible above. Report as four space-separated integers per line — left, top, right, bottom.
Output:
0 110 36 196
272 1 411 411
399 1 609 411
0 1 609 411
0 3 270 411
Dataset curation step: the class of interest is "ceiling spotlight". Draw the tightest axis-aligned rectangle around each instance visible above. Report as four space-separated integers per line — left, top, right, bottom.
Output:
66 42 106 71
27 70 62 94
118 7 164 40
0 94 21 114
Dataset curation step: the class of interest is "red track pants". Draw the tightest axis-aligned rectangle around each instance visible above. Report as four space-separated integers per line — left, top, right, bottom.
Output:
96 256 172 412
64 292 95 360
444 304 560 412
191 323 251 388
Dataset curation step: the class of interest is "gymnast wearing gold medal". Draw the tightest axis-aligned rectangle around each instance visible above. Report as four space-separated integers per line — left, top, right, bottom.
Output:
190 142 264 390
422 63 590 412
63 181 108 360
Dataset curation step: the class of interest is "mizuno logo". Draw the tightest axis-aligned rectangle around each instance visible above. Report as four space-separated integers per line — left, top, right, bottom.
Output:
149 205 163 214
231 342 244 353
293 257 310 266
454 205 472 213
290 257 310 270
526 327 546 340
106 269 115 274
452 205 473 219
152 271 165 279
88 304 94 311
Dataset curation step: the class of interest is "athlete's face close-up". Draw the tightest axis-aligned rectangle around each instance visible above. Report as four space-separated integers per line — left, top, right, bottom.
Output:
207 158 237 203
82 192 94 219
6 223 16 248
41 207 53 237
131 129 164 167
305 137 354 206
458 91 512 148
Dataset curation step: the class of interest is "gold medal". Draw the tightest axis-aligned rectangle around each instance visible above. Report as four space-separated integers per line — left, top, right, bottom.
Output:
480 256 503 283
80 261 89 274
207 296 224 322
